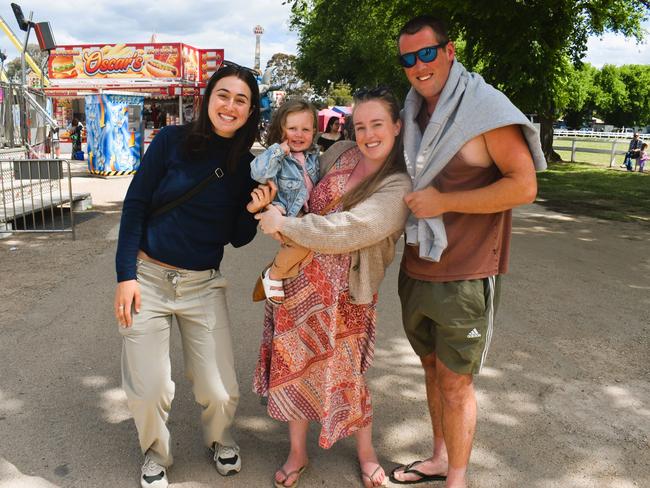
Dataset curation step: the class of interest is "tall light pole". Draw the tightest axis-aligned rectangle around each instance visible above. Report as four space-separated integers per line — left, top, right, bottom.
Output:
11 2 33 144
253 25 264 72
10 3 33 88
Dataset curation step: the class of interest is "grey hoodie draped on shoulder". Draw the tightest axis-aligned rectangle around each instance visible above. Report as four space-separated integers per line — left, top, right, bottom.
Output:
403 60 547 262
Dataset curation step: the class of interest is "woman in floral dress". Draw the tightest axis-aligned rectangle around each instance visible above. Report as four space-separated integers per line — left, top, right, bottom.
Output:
254 87 411 488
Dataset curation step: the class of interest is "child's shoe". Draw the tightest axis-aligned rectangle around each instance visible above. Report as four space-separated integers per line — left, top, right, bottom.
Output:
262 268 284 304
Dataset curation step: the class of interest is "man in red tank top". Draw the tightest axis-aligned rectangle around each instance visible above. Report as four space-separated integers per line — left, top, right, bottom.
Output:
390 16 539 488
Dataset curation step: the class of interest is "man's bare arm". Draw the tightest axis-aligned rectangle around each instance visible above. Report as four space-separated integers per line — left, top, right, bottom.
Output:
404 125 538 218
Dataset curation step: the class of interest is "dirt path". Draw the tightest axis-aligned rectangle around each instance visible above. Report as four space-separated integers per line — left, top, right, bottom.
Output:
0 169 648 487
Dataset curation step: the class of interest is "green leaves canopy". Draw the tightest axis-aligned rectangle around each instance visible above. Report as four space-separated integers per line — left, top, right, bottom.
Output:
595 64 650 126
289 0 647 118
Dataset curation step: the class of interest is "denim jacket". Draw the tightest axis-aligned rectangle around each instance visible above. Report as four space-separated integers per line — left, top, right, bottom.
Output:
250 143 320 216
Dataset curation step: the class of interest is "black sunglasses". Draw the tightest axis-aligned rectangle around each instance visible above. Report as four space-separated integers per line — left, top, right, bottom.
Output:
353 86 392 99
398 41 449 68
219 60 259 78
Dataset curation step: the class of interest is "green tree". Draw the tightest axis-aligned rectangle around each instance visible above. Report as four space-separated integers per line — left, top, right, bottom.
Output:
328 82 353 106
626 64 650 126
603 64 650 127
4 44 47 82
562 63 599 129
288 0 648 160
264 53 327 105
593 64 630 127
560 63 650 129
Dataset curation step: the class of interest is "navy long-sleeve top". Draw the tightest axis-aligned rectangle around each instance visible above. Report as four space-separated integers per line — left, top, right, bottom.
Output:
115 125 258 282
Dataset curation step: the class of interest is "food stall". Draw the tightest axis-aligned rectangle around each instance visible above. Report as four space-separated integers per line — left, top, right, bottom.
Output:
45 42 223 175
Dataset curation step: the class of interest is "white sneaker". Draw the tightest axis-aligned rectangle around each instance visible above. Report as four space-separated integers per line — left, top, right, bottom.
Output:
214 443 241 476
141 455 168 488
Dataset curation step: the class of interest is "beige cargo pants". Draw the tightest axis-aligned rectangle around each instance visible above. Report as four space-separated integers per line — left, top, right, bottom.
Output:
119 259 239 467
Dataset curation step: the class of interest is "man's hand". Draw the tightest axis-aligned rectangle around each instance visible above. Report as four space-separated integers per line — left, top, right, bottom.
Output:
114 280 141 328
404 186 447 218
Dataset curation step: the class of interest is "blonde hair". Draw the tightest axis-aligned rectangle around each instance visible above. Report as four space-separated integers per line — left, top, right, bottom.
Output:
265 99 318 148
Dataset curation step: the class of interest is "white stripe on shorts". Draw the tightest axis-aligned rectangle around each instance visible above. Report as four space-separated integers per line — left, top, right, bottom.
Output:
478 276 496 373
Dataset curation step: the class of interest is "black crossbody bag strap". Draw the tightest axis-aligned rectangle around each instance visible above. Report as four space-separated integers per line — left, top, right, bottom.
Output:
150 167 225 219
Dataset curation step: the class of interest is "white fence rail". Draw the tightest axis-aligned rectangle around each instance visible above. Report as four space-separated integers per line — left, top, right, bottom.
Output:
553 129 638 140
552 133 634 166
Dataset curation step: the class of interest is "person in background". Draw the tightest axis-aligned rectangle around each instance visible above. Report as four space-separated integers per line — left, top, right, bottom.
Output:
49 126 60 158
317 116 343 151
342 114 356 141
70 118 82 158
623 132 643 172
637 142 647 172
151 103 160 128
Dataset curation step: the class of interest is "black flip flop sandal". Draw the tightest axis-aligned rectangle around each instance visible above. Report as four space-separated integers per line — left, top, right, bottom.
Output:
389 460 447 484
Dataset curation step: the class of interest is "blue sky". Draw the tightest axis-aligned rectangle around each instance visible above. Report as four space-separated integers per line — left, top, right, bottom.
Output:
0 1 647 70
0 0 298 67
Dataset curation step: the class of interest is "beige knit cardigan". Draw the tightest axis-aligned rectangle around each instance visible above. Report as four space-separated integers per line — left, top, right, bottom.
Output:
281 144 412 304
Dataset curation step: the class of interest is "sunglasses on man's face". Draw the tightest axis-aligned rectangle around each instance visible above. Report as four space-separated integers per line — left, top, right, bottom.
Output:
398 41 449 68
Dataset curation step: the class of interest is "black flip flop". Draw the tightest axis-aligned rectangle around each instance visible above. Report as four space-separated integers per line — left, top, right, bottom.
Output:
389 460 447 484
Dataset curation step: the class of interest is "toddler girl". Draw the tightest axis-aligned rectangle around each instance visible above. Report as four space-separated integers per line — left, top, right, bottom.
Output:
249 99 320 303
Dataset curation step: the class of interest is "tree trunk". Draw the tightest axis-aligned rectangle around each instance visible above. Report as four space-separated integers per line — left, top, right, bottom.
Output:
539 115 562 162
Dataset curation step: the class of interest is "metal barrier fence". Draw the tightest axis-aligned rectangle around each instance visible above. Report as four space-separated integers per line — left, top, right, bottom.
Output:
0 147 28 160
0 158 76 239
0 82 54 150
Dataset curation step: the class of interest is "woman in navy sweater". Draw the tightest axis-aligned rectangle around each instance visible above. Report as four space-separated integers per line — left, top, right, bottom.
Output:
114 63 271 488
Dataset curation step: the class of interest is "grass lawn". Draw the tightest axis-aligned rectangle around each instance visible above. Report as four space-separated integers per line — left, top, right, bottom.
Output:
536 161 650 223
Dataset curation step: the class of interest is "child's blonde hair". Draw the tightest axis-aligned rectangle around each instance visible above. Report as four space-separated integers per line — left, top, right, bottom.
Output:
265 99 318 148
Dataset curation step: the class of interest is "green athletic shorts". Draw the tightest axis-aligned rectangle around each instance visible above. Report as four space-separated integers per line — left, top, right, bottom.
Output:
398 270 502 375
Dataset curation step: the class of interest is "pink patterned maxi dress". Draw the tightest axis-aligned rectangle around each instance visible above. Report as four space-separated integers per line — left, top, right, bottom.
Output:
253 147 377 448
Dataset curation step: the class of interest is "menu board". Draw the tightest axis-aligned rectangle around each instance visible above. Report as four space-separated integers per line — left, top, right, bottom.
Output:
199 49 224 82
